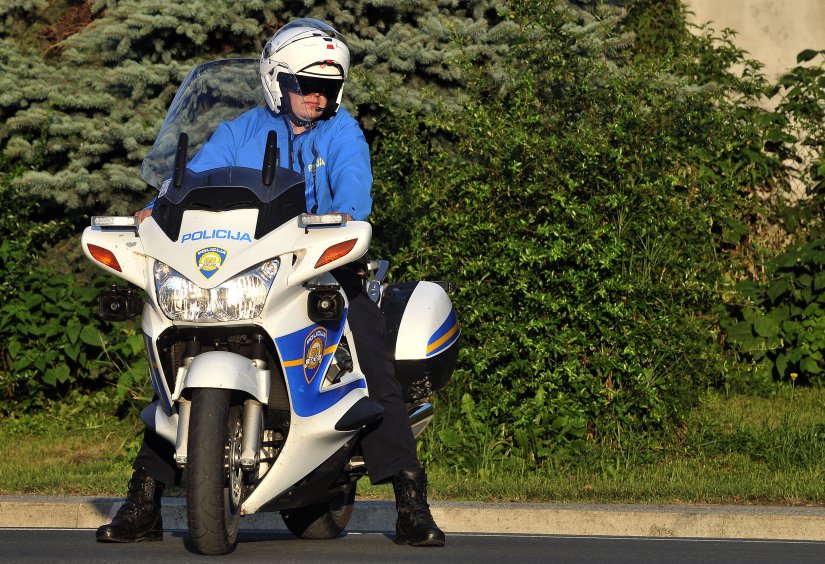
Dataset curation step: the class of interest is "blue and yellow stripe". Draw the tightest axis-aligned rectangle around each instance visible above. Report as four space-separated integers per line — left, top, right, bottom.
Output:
426 308 460 357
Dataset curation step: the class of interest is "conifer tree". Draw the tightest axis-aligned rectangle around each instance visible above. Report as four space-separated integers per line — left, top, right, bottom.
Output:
0 0 508 215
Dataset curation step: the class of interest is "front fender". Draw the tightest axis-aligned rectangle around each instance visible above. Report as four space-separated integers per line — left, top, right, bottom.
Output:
172 351 271 404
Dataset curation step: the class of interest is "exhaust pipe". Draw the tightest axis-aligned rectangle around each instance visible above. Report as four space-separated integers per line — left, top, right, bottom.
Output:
408 402 434 438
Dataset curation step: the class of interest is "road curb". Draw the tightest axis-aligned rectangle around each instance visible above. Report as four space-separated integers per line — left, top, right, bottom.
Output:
2 496 825 541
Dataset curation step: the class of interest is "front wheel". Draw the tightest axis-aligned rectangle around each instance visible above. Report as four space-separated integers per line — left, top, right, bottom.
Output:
281 482 356 539
187 388 244 555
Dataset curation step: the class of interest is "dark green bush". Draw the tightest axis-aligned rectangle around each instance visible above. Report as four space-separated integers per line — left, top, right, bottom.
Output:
0 124 145 413
766 50 825 237
0 266 147 413
716 50 825 393
371 2 782 466
719 239 825 393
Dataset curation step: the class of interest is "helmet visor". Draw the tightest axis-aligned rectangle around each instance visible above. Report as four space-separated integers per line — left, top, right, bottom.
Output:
296 75 343 99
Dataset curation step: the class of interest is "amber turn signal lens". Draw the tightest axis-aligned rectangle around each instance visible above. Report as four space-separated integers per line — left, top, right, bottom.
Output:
315 239 357 268
87 243 122 272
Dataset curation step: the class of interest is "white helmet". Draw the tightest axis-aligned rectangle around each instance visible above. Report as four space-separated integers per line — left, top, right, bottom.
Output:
260 18 350 123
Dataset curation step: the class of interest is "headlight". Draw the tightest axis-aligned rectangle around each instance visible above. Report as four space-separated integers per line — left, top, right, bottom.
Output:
154 259 280 322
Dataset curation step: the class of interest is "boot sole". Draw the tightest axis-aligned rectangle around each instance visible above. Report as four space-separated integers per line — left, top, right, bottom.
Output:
394 534 445 547
96 531 163 543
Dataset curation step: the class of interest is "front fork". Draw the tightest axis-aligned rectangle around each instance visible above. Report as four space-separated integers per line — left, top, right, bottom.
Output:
240 398 263 470
173 394 265 472
172 340 267 472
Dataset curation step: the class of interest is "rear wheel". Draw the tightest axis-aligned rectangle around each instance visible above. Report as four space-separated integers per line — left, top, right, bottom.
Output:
187 388 244 555
281 482 356 539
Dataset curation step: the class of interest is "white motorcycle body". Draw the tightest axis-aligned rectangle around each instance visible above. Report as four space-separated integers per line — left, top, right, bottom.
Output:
80 58 461 554
85 204 374 513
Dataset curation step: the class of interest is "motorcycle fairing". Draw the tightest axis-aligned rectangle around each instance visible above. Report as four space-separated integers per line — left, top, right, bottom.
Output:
144 333 174 416
241 302 372 515
138 209 371 291
274 309 367 417
142 209 260 289
151 166 307 242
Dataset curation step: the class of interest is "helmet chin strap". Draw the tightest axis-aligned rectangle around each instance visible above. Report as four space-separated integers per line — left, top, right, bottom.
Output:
288 111 318 129
282 94 320 130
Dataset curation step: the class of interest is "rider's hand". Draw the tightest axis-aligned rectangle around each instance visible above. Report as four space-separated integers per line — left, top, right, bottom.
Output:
135 209 153 224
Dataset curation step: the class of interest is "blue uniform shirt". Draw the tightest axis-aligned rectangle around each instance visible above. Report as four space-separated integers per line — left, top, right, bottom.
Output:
182 106 373 221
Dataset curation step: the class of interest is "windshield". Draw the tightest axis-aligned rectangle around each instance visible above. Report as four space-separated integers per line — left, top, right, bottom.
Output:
140 58 262 189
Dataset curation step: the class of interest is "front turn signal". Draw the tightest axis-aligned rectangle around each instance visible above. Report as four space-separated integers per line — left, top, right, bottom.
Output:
88 243 122 272
315 239 358 269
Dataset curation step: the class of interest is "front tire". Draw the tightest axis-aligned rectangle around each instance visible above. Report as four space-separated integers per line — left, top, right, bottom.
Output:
187 388 244 555
281 482 356 539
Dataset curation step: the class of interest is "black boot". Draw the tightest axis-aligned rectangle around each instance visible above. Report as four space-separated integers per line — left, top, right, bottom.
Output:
96 467 164 542
393 468 445 547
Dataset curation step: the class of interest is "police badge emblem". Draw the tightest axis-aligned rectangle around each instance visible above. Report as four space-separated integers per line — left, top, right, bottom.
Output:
303 327 328 384
196 247 227 279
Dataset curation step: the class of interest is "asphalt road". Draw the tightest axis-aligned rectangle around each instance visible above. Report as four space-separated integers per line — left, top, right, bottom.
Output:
5 495 825 563
2 529 825 563
8 496 825 542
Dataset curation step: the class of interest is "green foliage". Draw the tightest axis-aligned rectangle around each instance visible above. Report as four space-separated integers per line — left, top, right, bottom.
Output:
766 50 825 237
0 147 60 299
0 0 820 472
552 1 636 62
719 239 825 392
373 0 787 466
0 91 146 413
1 1 281 215
622 0 690 59
716 50 825 393
0 267 147 413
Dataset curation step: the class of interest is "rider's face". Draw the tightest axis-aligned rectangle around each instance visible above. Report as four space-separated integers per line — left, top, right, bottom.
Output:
288 90 329 123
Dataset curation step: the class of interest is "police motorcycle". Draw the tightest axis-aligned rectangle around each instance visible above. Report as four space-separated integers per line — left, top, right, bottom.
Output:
81 58 460 555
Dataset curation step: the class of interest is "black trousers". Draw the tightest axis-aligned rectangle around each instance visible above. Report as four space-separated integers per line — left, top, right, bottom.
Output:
134 268 420 486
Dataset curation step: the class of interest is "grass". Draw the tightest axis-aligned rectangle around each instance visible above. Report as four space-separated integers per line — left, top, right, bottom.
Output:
3 387 825 505
0 394 143 496
370 385 825 506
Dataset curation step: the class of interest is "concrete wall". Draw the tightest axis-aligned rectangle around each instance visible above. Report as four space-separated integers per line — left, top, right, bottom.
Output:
683 0 825 80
